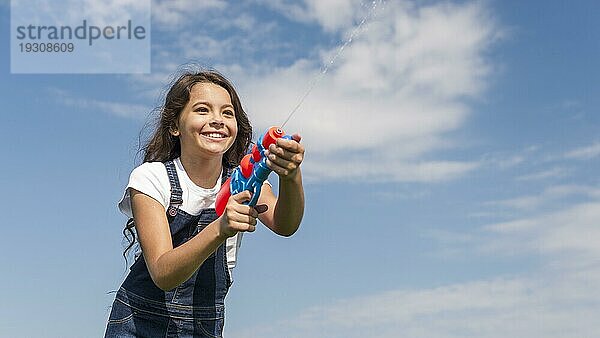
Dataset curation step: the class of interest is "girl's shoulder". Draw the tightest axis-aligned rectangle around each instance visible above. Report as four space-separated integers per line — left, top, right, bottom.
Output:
129 161 173 192
131 161 169 179
128 160 172 200
118 161 172 217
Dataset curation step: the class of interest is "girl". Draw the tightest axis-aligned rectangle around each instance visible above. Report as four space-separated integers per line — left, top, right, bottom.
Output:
105 70 305 337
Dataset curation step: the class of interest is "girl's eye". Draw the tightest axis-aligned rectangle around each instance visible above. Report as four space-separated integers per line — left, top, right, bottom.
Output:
223 110 235 116
195 107 209 113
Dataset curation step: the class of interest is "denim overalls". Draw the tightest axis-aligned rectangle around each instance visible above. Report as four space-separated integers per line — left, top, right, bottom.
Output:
105 160 232 338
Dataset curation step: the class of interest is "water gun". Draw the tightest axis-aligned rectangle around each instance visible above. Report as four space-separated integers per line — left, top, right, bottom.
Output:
215 126 293 216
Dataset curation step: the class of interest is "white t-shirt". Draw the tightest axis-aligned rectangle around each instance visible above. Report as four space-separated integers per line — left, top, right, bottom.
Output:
118 157 243 275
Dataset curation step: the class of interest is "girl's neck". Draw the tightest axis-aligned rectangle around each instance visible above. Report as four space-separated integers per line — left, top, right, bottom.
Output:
179 152 222 189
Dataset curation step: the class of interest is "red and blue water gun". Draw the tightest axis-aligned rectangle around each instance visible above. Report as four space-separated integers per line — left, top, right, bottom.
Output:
215 126 293 216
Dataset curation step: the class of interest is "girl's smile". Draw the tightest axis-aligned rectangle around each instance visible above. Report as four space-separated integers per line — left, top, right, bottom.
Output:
200 131 228 139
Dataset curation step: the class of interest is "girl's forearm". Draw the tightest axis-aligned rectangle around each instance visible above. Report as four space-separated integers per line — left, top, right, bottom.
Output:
273 169 305 236
150 221 226 291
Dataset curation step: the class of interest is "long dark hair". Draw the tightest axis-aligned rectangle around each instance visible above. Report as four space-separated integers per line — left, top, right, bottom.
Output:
122 69 252 262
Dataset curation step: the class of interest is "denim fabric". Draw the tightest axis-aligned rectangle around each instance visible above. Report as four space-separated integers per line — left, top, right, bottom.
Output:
105 161 232 338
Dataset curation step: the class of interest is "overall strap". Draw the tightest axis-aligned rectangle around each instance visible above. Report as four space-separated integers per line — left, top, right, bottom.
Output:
165 160 232 217
164 160 183 217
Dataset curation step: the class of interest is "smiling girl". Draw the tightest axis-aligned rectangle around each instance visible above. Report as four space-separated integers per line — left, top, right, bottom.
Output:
104 70 305 337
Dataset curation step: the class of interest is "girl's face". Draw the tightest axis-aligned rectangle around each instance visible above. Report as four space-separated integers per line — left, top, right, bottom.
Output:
175 82 238 159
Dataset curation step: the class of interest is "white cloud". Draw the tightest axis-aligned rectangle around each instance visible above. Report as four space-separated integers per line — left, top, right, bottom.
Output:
516 167 569 181
256 0 384 33
480 152 525 170
564 141 600 160
122 0 501 182
483 201 600 258
305 156 480 183
81 99 151 119
52 88 150 119
229 1 500 182
304 0 361 32
484 184 600 211
174 19 278 62
151 0 262 33
254 0 352 31
231 272 600 338
427 181 600 264
151 0 227 28
19 0 150 28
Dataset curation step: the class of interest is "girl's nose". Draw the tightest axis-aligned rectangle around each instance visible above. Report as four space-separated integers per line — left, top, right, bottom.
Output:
210 120 225 128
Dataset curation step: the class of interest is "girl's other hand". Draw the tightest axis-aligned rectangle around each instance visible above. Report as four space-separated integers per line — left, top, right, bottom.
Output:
265 134 304 180
218 190 268 238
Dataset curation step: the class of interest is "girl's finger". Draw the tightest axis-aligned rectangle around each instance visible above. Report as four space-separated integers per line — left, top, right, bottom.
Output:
268 145 303 162
266 151 289 167
229 212 257 225
275 137 304 152
229 203 258 218
244 205 259 218
266 158 291 176
268 153 301 171
231 221 256 232
231 190 252 204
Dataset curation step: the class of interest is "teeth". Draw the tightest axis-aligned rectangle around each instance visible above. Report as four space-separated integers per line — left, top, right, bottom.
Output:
204 132 226 138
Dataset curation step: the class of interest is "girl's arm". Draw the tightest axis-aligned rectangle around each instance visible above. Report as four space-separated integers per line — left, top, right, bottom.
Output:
258 134 305 236
131 188 260 291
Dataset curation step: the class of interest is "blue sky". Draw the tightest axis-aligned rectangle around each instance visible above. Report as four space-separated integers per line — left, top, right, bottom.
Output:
1 0 599 337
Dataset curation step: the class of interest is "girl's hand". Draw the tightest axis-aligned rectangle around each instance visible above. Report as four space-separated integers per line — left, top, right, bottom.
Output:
218 190 268 238
265 134 304 181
